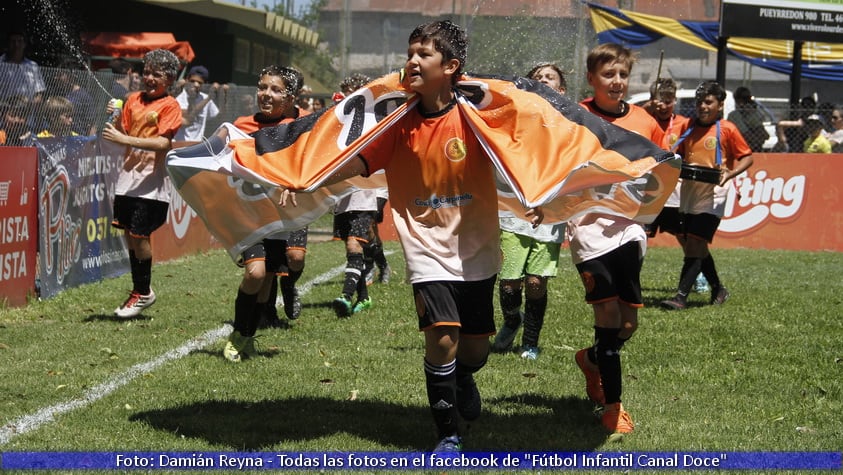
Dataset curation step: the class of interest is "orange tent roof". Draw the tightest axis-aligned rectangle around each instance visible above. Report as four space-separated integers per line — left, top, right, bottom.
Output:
81 32 195 63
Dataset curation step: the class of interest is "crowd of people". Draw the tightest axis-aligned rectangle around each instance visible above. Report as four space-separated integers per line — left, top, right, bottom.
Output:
1 19 841 454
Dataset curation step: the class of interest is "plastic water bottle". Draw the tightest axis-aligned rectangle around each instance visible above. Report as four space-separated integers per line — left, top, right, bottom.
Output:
107 98 123 124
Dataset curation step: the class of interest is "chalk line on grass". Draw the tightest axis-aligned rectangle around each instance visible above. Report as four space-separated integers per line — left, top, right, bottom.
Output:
0 261 355 446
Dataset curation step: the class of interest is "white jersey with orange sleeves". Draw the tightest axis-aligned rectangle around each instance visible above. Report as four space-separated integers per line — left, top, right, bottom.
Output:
566 99 660 263
115 91 182 202
360 102 501 284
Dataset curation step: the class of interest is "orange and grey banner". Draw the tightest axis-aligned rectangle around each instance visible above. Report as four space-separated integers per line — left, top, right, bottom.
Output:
167 72 680 261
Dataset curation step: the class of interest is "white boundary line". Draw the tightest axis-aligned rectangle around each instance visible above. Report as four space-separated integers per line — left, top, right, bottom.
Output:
0 260 359 446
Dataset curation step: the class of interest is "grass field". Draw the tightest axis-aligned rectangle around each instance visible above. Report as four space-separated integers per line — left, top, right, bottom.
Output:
0 239 841 474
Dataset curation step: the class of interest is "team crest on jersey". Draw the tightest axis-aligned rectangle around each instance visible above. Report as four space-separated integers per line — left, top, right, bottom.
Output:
668 133 679 147
704 136 718 150
444 137 467 162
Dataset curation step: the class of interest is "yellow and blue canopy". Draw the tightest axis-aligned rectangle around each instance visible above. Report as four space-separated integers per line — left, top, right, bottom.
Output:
586 1 843 81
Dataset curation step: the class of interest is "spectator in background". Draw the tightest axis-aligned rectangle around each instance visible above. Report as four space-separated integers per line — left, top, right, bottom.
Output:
0 95 34 146
0 30 45 104
109 57 140 101
774 95 817 152
296 84 314 113
311 97 325 113
36 96 78 138
802 114 831 154
55 57 96 136
827 105 843 153
174 65 226 142
727 86 769 152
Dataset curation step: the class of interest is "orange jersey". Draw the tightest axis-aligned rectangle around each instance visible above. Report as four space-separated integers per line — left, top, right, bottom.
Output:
657 113 691 150
675 119 751 169
676 119 752 217
116 91 181 202
361 102 501 283
580 98 667 149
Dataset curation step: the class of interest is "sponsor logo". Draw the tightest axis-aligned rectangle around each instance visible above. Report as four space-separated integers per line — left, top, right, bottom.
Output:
720 169 806 234
414 193 473 209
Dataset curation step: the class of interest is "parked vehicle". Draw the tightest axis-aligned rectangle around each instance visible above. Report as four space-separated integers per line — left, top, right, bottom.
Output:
627 89 779 151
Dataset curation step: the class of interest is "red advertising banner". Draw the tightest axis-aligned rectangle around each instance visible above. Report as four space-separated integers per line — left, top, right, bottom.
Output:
648 153 843 252
0 147 38 307
152 140 222 261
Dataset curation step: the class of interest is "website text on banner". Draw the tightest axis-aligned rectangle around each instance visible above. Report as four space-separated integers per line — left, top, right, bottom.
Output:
0 139 219 308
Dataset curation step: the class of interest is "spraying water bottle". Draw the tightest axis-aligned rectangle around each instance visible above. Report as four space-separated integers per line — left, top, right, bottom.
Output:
107 98 123 125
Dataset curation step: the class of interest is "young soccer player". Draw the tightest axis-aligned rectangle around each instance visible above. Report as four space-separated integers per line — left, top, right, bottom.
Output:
661 80 753 310
571 43 668 435
103 49 182 318
330 73 386 317
278 20 542 451
492 62 568 360
223 65 311 360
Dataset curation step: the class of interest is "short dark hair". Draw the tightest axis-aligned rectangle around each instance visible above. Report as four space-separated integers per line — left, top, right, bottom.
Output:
259 65 304 97
340 73 371 95
187 65 209 81
143 49 180 81
408 20 467 80
695 80 726 103
109 58 133 75
650 77 678 99
734 86 754 104
527 62 567 91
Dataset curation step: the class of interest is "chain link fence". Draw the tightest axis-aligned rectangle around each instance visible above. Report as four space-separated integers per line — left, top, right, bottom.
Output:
0 64 279 146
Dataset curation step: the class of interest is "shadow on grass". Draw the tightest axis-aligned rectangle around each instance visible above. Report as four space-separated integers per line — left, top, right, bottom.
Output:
83 313 152 322
129 394 607 451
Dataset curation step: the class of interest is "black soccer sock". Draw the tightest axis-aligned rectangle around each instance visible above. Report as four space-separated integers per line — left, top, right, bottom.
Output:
130 251 152 295
424 358 459 438
498 283 523 329
677 257 704 297
362 243 375 284
355 264 370 301
595 326 623 405
700 254 721 289
521 293 548 348
455 354 487 382
341 253 364 299
280 269 302 292
234 288 258 337
371 238 388 270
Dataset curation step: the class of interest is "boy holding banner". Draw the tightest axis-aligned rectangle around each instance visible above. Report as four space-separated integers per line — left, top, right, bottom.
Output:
571 43 668 436
280 20 542 452
224 65 311 360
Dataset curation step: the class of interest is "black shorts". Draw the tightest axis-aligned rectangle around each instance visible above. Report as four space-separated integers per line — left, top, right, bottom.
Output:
333 211 375 242
574 241 643 307
648 206 681 237
111 195 169 238
412 276 496 337
375 197 388 223
241 239 287 273
287 227 308 250
679 212 720 243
